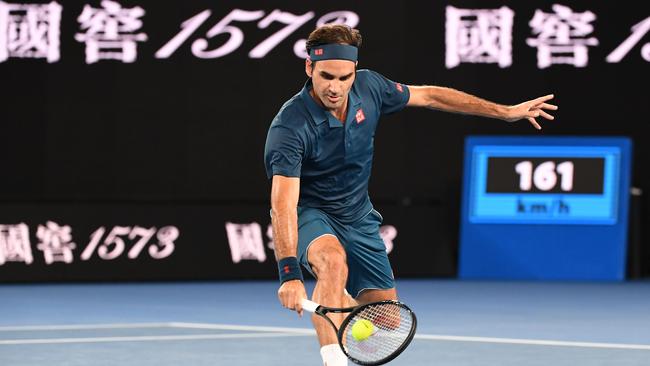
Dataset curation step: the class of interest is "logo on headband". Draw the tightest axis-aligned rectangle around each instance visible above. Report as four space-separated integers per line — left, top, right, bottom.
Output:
309 44 357 62
396 83 403 93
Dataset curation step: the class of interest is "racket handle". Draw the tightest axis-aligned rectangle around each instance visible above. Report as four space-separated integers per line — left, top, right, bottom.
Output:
301 299 319 313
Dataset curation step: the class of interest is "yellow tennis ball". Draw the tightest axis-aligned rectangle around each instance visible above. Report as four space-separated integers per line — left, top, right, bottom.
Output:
351 319 374 341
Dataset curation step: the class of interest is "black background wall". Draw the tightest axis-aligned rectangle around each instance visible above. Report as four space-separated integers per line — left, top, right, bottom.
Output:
1 1 649 281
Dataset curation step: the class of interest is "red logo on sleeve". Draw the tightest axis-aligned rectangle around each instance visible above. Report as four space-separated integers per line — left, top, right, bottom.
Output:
314 49 323 55
396 83 403 92
355 108 366 123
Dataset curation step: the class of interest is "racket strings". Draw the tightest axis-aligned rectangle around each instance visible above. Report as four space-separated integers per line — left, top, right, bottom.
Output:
342 303 414 363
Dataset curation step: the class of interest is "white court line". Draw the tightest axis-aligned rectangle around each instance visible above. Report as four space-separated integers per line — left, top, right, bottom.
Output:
0 332 306 345
414 334 650 351
0 323 172 331
169 322 316 334
170 322 650 351
2 322 650 351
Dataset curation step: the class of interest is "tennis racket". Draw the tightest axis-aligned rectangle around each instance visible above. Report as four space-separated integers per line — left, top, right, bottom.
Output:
301 298 417 366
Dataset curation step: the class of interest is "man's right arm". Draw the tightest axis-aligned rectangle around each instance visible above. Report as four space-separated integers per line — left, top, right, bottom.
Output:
271 175 307 315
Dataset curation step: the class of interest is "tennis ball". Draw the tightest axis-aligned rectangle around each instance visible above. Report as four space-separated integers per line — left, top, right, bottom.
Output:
351 319 374 341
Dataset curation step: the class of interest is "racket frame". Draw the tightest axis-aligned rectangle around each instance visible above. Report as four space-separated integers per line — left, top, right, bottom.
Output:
301 299 417 366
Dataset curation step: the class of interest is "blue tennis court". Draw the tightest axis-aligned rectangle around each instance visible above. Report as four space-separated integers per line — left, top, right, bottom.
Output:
1 280 648 365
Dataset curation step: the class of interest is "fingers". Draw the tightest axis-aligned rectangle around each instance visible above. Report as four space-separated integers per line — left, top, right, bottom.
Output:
278 280 307 317
527 117 541 130
539 102 558 111
526 109 541 119
533 94 554 104
278 291 301 315
538 109 554 120
296 295 304 317
516 94 556 129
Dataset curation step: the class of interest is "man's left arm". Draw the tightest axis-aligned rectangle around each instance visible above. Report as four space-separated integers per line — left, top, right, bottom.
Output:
406 85 558 130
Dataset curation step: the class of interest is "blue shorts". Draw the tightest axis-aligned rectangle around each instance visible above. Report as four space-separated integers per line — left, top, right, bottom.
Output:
297 206 394 298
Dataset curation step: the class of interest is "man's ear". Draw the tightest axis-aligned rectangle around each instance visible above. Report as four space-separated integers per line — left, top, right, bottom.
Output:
305 58 313 78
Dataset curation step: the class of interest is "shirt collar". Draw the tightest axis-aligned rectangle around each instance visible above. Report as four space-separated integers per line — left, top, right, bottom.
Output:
300 78 362 128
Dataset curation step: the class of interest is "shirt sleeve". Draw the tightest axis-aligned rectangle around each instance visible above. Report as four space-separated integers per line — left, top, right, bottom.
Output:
264 124 305 179
365 70 411 115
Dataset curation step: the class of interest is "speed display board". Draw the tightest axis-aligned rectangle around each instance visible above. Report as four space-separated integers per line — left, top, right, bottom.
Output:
469 145 622 224
459 136 632 280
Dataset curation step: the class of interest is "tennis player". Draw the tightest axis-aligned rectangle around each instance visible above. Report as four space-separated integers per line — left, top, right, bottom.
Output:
264 24 557 366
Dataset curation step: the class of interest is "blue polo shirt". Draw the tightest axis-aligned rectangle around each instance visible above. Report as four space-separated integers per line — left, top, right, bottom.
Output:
264 69 410 223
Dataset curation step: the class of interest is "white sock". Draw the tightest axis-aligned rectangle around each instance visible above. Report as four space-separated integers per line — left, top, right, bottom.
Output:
320 344 348 366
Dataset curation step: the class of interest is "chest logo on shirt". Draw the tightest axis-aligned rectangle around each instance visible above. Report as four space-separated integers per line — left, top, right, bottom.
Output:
395 83 404 92
355 108 366 124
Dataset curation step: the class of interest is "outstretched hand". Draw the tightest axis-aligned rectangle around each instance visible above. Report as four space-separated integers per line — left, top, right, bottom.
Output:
505 94 558 130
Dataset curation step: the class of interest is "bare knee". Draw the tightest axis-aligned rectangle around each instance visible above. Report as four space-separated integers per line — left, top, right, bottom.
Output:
308 236 348 281
356 288 397 305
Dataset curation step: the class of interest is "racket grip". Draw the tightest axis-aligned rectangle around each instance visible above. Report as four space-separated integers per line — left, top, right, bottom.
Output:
301 299 319 313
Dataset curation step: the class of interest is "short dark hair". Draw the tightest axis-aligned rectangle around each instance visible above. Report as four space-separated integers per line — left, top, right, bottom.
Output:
305 24 362 53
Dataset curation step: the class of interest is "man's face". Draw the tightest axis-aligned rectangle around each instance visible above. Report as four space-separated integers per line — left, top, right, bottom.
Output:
306 59 356 111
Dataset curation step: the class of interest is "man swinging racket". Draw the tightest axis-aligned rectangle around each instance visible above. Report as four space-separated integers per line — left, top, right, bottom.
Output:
264 24 557 366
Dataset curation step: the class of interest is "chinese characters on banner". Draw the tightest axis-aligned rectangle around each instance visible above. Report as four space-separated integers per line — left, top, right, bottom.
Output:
445 6 514 68
0 222 179 265
3 219 391 267
0 1 61 62
74 0 147 64
444 4 647 68
0 223 33 264
0 1 647 67
36 221 76 264
525 4 598 68
225 222 398 264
